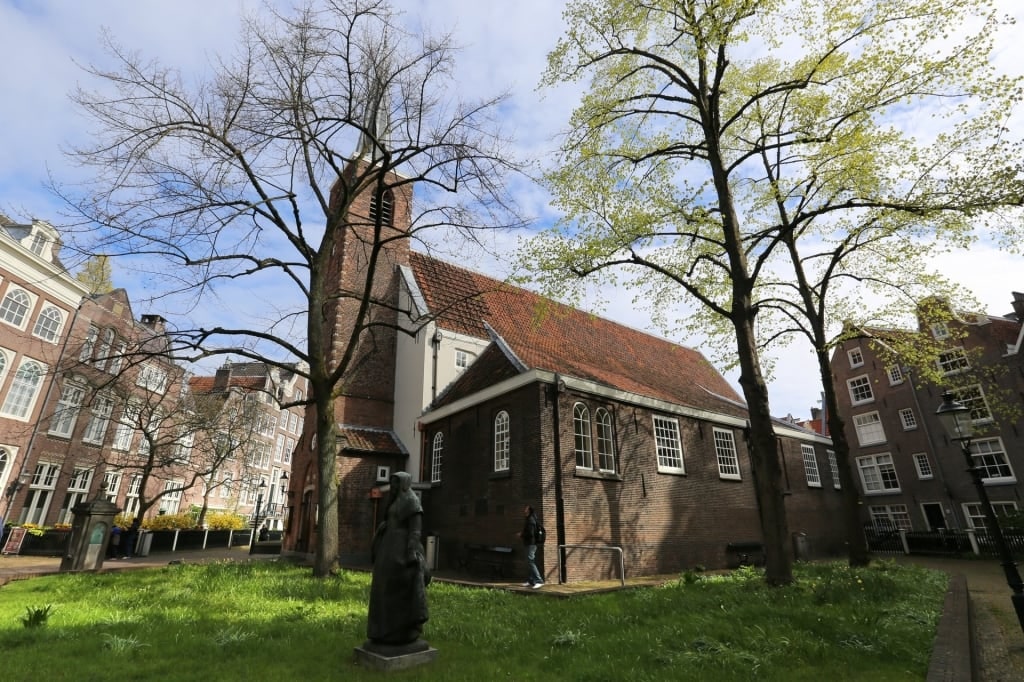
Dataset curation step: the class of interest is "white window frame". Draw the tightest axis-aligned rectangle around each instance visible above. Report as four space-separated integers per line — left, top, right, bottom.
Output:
431 432 443 483
112 403 140 451
493 410 510 472
79 325 98 362
869 504 912 531
853 411 886 447
455 349 473 372
32 305 64 342
898 408 918 431
102 471 123 502
22 462 60 525
108 341 126 375
136 363 168 394
48 379 86 437
886 365 905 385
159 480 184 515
913 453 934 480
284 438 295 465
573 403 593 469
60 467 94 524
827 450 841 489
964 501 1018 532
124 474 142 517
847 375 874 405
0 287 32 329
801 444 822 487
847 347 864 368
857 453 900 494
653 415 685 474
931 322 949 340
0 358 46 420
937 348 970 375
82 393 115 445
952 384 993 424
712 427 740 480
969 437 1015 483
595 408 616 473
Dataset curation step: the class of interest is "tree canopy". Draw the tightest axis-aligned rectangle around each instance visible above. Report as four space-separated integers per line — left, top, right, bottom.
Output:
531 0 1023 583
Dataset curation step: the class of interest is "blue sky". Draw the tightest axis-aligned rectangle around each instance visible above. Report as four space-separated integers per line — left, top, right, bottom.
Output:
2 0 1022 419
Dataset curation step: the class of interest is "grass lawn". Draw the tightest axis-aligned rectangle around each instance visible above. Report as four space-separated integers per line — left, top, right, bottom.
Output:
0 559 945 681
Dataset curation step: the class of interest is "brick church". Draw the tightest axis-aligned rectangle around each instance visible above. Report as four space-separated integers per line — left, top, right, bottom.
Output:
281 157 846 583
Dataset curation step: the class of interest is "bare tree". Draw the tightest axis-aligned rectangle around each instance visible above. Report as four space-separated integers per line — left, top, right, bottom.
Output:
55 0 522 576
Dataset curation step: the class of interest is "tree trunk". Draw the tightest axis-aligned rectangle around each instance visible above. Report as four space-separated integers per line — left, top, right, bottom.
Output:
734 314 794 586
313 391 341 577
816 347 870 566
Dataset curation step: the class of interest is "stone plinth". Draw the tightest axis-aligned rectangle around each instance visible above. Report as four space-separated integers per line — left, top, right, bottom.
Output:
354 639 438 672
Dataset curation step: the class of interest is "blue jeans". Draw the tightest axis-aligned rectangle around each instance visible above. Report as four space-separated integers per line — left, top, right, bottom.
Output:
526 544 542 584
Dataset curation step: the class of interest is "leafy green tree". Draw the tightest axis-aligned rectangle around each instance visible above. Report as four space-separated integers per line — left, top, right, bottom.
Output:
532 0 1022 583
76 254 113 294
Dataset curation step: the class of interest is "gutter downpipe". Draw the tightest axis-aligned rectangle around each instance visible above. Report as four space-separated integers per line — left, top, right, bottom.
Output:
552 374 566 584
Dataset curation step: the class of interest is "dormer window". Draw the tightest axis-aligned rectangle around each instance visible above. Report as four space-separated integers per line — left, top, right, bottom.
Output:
29 233 48 255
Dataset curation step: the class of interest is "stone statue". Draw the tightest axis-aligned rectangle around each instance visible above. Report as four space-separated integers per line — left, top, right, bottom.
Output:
365 471 431 651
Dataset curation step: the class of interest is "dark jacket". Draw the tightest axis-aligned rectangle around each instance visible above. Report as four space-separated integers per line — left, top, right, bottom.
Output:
521 513 539 546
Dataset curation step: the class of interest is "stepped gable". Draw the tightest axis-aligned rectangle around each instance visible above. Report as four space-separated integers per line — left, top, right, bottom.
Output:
410 251 743 414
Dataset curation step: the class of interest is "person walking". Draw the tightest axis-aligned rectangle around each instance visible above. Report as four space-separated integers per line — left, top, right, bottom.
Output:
517 505 544 588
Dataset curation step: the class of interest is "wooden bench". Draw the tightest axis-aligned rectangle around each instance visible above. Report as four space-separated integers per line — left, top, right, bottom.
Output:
725 541 765 568
460 543 514 578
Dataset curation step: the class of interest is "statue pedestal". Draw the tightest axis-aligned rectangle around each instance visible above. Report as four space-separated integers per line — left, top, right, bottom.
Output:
354 639 438 672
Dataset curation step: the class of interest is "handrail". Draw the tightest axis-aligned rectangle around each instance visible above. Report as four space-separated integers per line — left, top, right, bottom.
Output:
558 544 625 586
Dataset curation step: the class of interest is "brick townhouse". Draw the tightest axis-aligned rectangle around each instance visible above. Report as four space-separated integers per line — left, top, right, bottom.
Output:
830 294 1024 533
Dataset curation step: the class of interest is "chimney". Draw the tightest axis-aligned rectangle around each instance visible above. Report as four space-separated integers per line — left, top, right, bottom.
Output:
1011 292 1024 322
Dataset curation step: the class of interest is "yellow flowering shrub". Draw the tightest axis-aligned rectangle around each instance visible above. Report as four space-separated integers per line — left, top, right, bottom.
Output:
204 512 246 530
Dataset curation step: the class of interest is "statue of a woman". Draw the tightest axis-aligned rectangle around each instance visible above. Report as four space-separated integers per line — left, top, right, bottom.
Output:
366 471 431 648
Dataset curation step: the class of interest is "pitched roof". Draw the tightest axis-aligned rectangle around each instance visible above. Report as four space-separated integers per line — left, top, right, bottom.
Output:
409 251 743 414
339 426 406 457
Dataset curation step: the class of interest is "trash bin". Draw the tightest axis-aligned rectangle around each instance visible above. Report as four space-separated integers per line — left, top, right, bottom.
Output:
136 531 153 557
424 535 439 570
792 532 809 561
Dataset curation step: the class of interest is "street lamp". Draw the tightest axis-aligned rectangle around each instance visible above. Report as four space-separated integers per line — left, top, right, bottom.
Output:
249 480 267 555
278 471 289 534
3 469 31 524
936 390 1024 634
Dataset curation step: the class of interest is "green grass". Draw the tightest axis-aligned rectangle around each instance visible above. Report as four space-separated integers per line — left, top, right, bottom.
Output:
0 560 945 681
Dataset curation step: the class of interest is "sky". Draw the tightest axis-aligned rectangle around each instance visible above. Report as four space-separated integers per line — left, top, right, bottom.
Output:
1 0 1023 421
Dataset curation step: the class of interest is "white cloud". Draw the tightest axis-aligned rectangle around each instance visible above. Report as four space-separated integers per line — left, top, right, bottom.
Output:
1 0 1021 421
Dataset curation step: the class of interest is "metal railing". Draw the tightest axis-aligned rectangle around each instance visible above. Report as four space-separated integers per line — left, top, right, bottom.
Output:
558 544 625 586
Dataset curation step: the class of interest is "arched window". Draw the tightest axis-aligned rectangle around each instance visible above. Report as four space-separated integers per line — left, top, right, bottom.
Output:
493 410 510 472
0 447 8 478
95 328 115 370
595 408 616 472
431 432 443 483
1 360 44 419
32 305 64 342
369 188 395 226
0 289 31 327
573 403 593 469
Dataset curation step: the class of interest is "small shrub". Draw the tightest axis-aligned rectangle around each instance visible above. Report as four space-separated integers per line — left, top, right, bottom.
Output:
21 605 54 628
205 512 246 530
551 629 587 648
143 513 196 531
102 633 149 653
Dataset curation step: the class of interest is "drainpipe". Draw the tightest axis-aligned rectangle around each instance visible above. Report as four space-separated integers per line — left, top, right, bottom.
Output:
552 375 566 583
430 328 441 402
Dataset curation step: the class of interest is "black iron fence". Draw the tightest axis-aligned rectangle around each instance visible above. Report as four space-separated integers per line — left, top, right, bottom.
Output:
866 527 1024 560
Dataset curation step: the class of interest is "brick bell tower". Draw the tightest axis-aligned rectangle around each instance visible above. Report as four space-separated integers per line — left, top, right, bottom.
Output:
323 90 413 431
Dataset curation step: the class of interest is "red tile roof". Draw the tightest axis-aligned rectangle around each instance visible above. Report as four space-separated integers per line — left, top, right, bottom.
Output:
340 426 405 456
410 252 743 414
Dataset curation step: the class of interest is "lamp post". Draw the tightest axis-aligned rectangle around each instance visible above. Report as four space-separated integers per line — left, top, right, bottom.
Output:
249 480 267 555
2 469 31 526
936 390 1024 635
